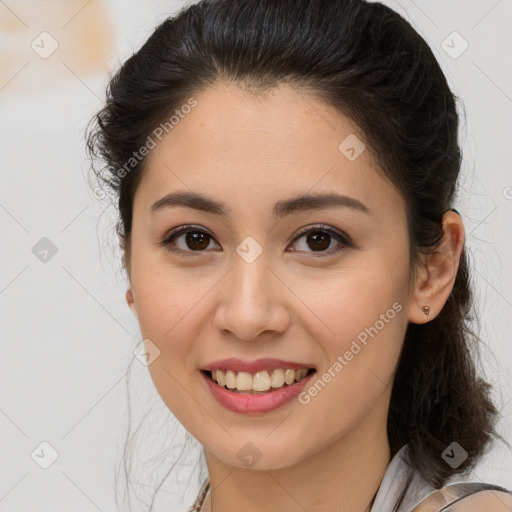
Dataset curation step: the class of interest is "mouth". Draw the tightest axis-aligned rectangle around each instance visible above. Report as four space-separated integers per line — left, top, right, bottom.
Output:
200 367 317 395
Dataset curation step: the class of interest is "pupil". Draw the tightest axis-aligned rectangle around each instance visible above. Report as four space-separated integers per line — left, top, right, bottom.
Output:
186 232 209 250
308 231 330 251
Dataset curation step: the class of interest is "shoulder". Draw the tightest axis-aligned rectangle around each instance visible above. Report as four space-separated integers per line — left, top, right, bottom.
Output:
411 481 512 512
449 489 512 511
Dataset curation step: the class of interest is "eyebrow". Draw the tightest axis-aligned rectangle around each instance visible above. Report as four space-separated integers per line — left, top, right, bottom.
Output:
149 190 371 219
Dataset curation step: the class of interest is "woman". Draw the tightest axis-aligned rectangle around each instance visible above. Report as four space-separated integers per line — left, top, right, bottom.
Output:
87 0 512 510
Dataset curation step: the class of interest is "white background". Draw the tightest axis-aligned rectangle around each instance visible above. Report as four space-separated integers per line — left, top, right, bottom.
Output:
1 0 511 510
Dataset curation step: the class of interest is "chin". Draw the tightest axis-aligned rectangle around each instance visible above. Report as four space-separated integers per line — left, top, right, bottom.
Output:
204 436 311 471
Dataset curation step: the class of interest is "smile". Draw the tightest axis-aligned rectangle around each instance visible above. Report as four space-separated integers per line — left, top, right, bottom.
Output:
204 368 314 393
200 368 317 414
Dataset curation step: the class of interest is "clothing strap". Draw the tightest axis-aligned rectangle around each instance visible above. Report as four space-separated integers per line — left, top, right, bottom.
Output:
188 477 210 512
411 482 512 511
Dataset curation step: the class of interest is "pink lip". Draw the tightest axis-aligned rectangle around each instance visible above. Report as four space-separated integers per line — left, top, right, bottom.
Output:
201 369 316 414
201 357 316 373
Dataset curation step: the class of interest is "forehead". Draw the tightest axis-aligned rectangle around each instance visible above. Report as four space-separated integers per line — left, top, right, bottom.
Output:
134 82 404 222
164 82 362 161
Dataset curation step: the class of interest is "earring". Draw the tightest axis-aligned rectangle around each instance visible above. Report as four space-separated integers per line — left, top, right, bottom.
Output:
422 306 430 316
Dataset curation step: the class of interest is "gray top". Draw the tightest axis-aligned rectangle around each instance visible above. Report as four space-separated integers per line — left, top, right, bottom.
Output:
370 444 437 511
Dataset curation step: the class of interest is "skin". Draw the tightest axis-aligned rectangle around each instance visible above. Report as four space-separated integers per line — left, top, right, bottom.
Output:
452 491 512 511
124 82 465 512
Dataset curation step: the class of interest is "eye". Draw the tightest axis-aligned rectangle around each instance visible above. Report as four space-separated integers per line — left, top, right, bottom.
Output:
161 225 220 255
160 223 352 256
287 224 352 256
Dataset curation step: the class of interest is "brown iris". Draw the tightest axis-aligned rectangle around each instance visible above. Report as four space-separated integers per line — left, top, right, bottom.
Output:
185 232 210 250
306 231 331 251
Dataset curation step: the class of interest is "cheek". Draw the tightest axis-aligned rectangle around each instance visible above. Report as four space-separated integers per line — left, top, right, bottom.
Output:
130 264 205 413
297 255 409 389
293 271 408 444
130 247 209 340
128 263 193 399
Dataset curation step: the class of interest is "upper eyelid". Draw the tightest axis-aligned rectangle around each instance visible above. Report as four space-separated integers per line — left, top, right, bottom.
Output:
292 224 348 239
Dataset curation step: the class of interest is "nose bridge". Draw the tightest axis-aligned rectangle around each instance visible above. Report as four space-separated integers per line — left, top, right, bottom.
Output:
213 247 289 340
232 250 271 308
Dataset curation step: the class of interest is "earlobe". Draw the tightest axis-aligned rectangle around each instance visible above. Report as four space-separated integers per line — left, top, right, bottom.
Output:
126 288 138 318
407 210 465 325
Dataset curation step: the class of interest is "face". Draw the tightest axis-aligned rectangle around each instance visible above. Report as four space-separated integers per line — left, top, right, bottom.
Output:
126 82 417 470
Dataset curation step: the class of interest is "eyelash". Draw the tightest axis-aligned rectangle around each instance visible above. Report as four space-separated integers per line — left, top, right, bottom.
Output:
160 224 353 257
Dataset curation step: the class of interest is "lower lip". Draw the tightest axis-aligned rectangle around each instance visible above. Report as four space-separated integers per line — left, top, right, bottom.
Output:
201 370 316 414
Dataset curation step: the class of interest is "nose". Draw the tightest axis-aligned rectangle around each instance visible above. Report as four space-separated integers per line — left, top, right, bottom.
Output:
212 253 291 341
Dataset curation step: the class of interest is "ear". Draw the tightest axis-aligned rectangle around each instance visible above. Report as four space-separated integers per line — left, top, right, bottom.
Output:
407 210 465 325
126 288 138 319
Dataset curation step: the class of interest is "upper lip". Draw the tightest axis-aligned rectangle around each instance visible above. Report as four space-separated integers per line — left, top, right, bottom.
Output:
201 357 316 373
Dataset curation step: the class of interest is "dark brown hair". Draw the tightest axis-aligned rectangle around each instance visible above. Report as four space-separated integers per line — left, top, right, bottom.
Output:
86 0 505 507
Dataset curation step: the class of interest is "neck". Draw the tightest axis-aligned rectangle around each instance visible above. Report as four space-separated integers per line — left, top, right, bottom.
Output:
201 396 392 512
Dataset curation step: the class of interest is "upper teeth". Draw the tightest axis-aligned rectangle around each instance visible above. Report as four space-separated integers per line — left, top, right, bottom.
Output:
211 368 309 391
